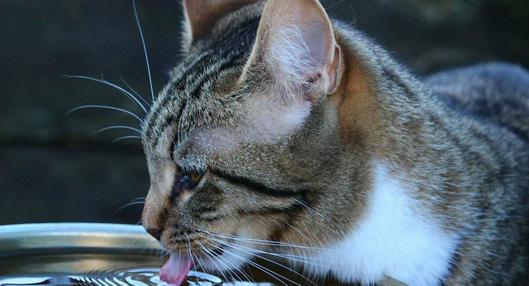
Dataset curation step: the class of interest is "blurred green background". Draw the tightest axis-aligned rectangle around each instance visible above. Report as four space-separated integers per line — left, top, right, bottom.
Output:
1 0 528 225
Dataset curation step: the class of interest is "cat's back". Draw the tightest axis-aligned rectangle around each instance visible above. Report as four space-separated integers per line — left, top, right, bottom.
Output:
425 63 529 285
426 63 529 143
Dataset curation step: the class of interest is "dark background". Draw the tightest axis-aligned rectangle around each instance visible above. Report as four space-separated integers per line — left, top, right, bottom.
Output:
1 0 528 225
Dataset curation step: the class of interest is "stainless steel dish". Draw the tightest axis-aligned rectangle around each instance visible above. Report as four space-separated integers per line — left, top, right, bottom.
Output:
0 223 250 285
0 223 164 275
0 223 359 285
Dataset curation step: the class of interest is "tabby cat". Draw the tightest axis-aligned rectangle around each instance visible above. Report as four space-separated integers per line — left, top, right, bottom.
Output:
140 0 529 285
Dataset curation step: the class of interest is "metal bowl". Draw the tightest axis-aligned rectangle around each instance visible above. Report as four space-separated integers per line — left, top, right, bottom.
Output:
1 223 352 285
0 223 164 275
0 223 237 285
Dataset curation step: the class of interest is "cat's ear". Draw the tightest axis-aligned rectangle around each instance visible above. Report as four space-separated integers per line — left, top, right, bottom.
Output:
242 0 341 100
182 0 261 51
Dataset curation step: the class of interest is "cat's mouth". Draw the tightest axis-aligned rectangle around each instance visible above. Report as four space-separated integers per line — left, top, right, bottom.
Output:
160 236 255 286
160 254 194 286
161 235 226 259
160 248 222 286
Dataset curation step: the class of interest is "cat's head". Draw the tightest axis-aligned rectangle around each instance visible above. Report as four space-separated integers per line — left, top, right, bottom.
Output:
141 0 368 272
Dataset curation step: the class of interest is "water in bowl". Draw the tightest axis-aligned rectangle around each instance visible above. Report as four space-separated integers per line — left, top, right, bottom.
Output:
0 268 229 286
0 223 273 286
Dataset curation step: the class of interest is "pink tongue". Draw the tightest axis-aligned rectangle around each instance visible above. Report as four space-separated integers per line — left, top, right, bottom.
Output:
160 254 193 286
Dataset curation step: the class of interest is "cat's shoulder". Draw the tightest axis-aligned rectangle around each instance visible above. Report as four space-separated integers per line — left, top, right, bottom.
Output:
426 62 529 142
426 62 529 92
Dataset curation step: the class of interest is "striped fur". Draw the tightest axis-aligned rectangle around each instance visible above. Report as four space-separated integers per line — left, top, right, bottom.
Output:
141 1 529 285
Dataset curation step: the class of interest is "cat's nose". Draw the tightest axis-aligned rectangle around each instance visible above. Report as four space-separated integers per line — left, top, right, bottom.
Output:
142 190 168 241
146 228 163 241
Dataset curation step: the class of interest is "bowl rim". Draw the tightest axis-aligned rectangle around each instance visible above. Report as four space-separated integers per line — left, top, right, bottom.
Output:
0 223 163 258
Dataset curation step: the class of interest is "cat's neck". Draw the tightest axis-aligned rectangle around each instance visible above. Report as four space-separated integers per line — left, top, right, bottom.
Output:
334 23 433 168
334 22 528 229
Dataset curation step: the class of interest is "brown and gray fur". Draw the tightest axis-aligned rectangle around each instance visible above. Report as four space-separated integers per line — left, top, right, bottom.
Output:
141 0 529 285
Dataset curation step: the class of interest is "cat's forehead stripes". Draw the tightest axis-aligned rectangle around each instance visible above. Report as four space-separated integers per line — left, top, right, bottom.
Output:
142 16 260 155
144 17 259 134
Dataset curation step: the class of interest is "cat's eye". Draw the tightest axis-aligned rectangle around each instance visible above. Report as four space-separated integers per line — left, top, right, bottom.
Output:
173 171 205 194
189 171 204 184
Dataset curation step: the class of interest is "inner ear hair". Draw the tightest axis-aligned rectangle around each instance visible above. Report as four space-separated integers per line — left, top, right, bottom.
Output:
241 0 341 102
304 44 342 101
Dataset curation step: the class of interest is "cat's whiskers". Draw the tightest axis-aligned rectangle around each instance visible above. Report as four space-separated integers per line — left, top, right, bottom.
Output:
123 219 160 258
120 76 151 107
193 232 248 283
154 246 167 263
272 219 329 258
214 249 246 283
193 241 209 274
202 233 329 270
293 199 343 234
136 219 161 259
66 104 144 124
274 220 327 275
214 236 328 264
198 229 334 270
220 253 255 284
202 233 322 286
201 238 295 286
194 232 254 282
131 196 146 202
95 125 142 135
67 1 156 152
195 239 231 282
113 135 142 144
64 75 148 113
198 229 329 251
195 237 233 280
132 0 155 103
114 198 145 214
189 236 242 283
185 235 198 271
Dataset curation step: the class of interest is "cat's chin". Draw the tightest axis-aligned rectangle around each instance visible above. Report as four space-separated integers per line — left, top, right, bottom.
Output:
194 240 256 273
159 240 257 285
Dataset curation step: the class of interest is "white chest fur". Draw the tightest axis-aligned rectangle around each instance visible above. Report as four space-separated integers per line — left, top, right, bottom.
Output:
306 163 459 286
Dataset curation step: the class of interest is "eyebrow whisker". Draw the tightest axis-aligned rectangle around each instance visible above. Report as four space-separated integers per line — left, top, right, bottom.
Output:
95 125 142 135
113 135 142 144
132 0 155 103
64 75 148 113
66 104 144 124
120 76 151 107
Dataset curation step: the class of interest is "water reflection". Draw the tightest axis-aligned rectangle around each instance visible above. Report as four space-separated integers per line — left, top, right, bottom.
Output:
0 268 273 286
0 224 279 286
